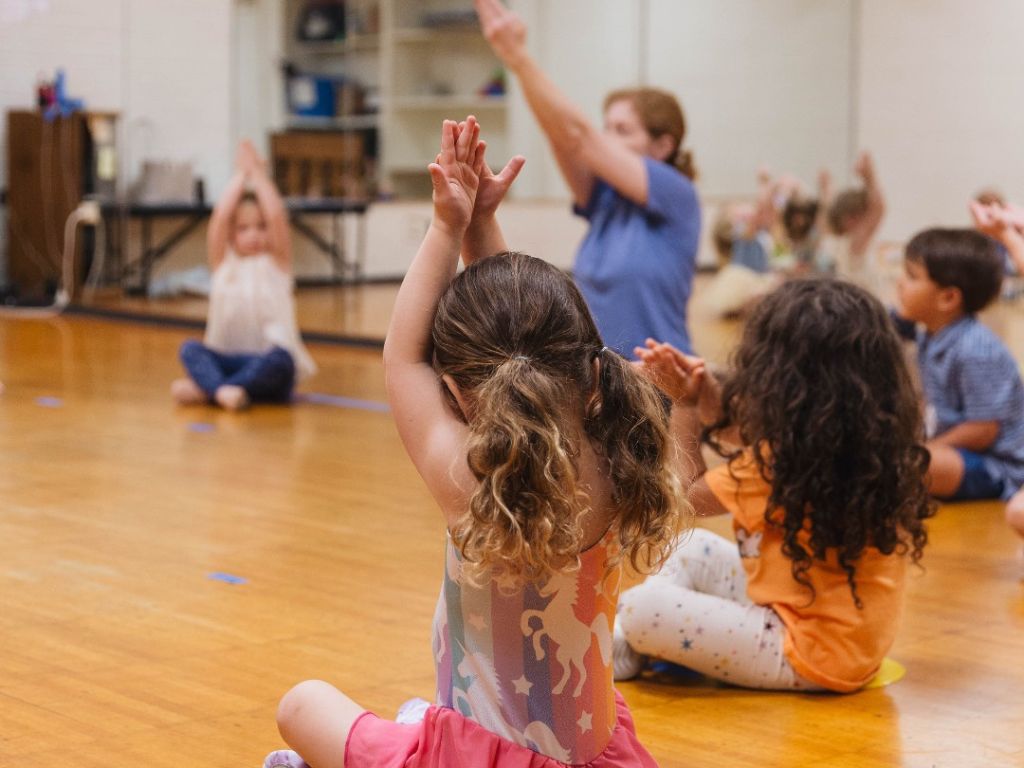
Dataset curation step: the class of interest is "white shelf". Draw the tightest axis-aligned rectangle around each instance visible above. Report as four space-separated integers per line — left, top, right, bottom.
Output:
283 0 509 199
287 114 380 131
391 27 483 44
292 34 381 55
391 95 506 111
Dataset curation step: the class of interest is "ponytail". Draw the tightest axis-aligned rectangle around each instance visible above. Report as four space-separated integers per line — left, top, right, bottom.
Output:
453 357 587 585
584 349 684 575
675 148 697 181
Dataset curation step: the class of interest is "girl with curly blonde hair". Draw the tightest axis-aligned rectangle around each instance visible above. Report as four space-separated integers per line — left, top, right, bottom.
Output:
263 117 685 768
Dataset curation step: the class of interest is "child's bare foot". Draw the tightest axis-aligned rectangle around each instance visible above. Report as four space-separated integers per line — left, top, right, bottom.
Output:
215 384 250 411
171 378 207 405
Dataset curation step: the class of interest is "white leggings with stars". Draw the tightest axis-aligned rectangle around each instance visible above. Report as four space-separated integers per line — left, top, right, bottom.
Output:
617 528 824 691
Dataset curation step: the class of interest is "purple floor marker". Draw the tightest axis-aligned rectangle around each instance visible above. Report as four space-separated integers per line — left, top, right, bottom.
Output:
188 422 216 433
296 392 390 412
35 396 64 408
208 572 247 585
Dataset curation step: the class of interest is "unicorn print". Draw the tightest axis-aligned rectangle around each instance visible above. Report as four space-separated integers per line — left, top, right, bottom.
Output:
520 570 613 696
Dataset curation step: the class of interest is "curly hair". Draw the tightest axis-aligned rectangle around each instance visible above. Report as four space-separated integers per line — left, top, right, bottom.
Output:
432 252 684 586
705 278 934 607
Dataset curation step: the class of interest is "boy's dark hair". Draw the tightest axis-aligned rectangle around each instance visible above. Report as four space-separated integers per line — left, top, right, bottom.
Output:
783 196 819 242
905 228 1003 314
706 278 933 607
826 188 868 234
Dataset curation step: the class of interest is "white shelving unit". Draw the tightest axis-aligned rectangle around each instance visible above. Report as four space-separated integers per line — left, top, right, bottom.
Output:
282 0 509 199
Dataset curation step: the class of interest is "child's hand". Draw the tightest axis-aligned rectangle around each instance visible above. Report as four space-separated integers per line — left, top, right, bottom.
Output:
634 339 706 406
428 117 485 236
475 0 528 69
471 142 525 224
854 151 876 183
235 142 254 175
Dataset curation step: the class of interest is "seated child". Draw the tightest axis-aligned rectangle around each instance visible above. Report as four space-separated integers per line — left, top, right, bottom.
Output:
262 116 680 768
821 151 885 286
614 279 933 692
171 140 315 410
893 228 1024 501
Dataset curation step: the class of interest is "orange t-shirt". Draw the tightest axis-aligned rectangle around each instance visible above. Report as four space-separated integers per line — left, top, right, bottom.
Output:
704 451 907 692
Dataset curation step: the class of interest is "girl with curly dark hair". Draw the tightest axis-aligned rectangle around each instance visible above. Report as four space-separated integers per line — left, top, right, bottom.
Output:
613 278 934 693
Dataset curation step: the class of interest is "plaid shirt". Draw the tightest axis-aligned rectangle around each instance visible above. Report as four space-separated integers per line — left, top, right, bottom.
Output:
914 316 1024 499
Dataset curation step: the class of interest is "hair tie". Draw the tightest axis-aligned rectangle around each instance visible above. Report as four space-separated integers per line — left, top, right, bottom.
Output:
512 354 530 362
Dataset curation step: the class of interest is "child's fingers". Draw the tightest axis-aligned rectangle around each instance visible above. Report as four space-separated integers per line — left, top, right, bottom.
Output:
497 155 526 186
455 115 477 161
473 139 489 176
475 0 504 25
439 120 456 164
427 163 448 195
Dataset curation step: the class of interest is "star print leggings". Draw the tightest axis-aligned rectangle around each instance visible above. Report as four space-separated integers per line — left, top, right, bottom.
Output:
617 528 823 690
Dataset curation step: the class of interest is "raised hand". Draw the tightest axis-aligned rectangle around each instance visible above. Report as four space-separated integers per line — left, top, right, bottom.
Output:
970 200 1024 248
475 0 528 68
854 151 876 184
472 141 526 222
634 339 707 406
428 117 485 235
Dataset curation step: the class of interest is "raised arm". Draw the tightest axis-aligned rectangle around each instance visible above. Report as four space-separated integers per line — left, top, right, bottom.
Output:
242 140 293 271
970 200 1024 275
634 339 730 517
206 168 248 271
475 0 649 207
848 151 885 258
383 118 486 524
815 168 833 234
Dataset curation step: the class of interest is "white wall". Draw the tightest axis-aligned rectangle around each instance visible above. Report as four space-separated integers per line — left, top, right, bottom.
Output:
504 1 853 203
648 0 853 198
857 0 1024 242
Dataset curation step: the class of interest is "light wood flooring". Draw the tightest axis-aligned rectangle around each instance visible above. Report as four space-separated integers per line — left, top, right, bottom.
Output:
1 278 1022 767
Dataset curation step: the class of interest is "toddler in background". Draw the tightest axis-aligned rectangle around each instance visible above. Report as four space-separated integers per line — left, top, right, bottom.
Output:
171 140 315 410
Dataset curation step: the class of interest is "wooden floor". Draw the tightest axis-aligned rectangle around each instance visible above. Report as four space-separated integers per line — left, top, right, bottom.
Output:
1 280 1023 767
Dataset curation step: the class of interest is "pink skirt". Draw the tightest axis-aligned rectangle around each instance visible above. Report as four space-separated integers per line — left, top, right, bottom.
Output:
345 690 659 768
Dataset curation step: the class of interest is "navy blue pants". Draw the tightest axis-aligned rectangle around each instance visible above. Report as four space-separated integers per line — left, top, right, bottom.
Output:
179 340 295 403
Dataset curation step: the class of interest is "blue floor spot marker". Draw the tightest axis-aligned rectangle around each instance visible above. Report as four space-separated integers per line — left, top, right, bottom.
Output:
35 396 64 408
297 392 390 412
208 572 247 585
188 422 216 433
650 661 702 679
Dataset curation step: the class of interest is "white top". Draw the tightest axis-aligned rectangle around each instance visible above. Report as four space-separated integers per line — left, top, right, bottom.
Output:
204 251 317 380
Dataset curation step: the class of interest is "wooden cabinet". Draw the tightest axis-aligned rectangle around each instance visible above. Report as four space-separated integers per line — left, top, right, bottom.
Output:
5 110 117 299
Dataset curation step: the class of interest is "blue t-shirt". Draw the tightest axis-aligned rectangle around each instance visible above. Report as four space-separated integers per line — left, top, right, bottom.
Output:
911 316 1024 499
573 157 701 356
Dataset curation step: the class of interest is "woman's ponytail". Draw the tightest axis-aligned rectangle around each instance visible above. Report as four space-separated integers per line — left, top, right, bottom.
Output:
675 148 697 180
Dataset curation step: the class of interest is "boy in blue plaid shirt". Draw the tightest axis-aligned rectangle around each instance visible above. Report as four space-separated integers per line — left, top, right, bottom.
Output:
893 228 1024 506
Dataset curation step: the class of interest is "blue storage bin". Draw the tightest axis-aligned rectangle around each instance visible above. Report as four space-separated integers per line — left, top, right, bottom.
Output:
288 75 336 117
